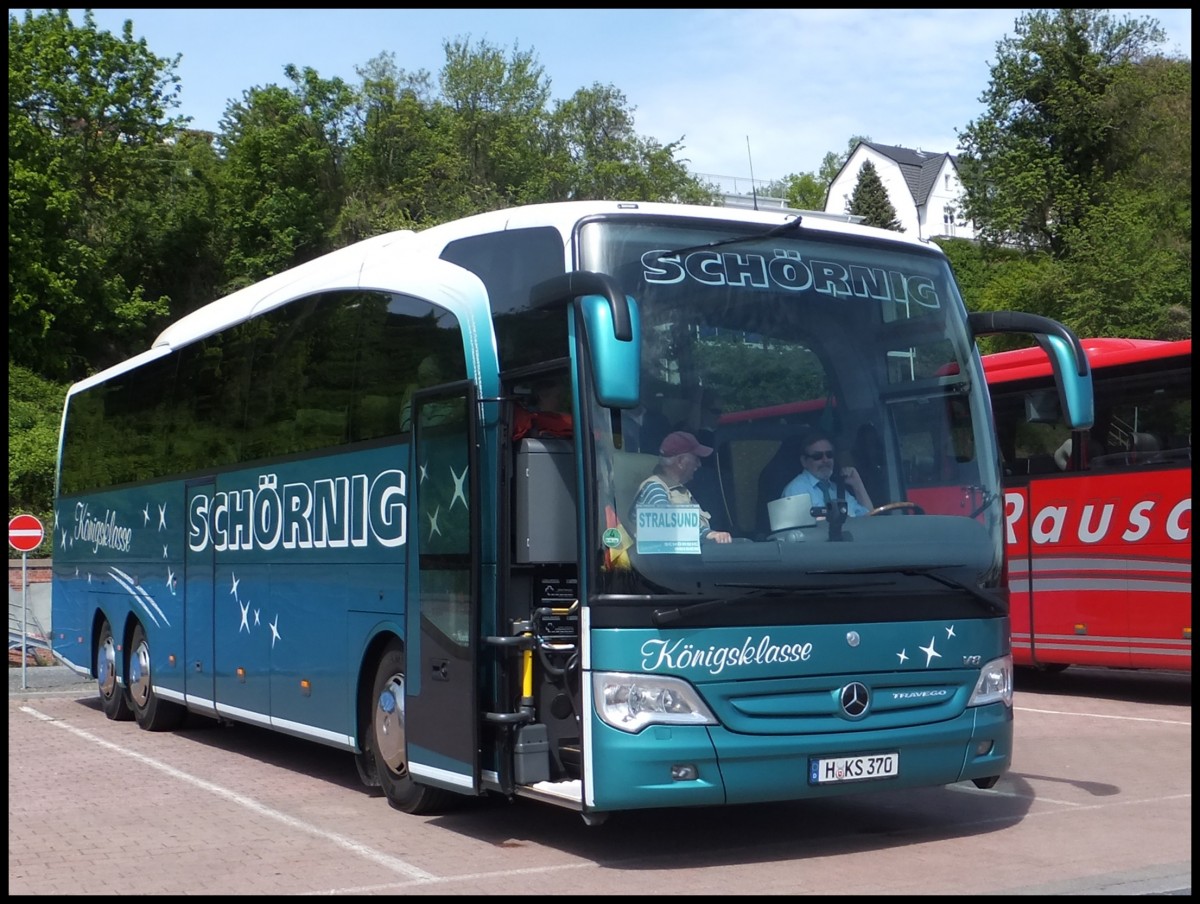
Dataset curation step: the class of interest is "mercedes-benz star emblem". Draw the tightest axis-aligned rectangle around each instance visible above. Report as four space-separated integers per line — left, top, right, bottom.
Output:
840 682 870 718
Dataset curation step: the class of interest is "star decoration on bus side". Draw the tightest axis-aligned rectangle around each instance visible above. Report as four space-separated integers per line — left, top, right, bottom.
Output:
427 505 443 538
920 636 942 667
227 571 274 645
143 505 151 525
896 649 909 664
158 503 167 530
449 465 468 510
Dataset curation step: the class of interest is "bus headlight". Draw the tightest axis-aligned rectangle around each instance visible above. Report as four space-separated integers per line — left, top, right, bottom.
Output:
593 671 718 733
967 654 1013 708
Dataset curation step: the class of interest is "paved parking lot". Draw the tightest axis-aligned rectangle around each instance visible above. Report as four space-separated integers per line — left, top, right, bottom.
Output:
9 666 1190 895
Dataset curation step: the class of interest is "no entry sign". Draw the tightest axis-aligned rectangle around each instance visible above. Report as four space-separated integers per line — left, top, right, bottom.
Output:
8 514 45 553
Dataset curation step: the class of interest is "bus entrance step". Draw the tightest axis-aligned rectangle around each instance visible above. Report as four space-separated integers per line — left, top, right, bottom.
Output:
558 742 581 771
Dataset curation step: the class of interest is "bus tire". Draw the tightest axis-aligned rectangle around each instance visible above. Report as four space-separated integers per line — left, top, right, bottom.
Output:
128 623 186 731
365 643 455 815
97 618 133 722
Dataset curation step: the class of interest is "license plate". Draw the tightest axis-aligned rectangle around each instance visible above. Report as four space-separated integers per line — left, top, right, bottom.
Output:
809 752 899 784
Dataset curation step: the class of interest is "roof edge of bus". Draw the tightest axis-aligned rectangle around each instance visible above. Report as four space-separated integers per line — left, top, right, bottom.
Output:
981 336 1191 380
147 201 941 354
408 199 937 247
151 229 417 350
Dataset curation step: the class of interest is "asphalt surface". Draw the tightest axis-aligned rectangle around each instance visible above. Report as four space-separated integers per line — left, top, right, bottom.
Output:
8 663 94 695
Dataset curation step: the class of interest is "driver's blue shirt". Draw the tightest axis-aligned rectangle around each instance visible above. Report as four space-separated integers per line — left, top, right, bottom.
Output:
780 470 868 517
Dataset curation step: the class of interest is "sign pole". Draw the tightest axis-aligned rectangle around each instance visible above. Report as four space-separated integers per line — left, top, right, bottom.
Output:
9 513 46 690
21 552 28 690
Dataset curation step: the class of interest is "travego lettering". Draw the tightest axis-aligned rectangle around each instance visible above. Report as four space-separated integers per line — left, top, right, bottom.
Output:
642 248 941 309
188 469 407 553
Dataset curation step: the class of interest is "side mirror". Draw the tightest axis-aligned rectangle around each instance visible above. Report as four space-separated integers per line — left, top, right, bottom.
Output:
969 311 1094 430
530 271 641 409
579 293 640 408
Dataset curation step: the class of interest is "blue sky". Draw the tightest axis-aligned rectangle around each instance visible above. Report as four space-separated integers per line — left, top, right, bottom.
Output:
32 9 1195 189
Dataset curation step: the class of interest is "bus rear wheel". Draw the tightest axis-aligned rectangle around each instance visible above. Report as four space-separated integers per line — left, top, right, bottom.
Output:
128 623 185 731
365 644 455 815
96 618 133 721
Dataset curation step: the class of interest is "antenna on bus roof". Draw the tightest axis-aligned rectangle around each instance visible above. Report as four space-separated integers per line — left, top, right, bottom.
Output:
746 136 758 211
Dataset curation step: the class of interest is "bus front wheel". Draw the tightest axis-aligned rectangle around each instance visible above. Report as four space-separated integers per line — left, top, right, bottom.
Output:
96 618 133 721
365 644 454 815
128 623 186 731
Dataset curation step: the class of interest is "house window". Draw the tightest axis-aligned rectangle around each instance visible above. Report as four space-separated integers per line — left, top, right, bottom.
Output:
944 174 951 190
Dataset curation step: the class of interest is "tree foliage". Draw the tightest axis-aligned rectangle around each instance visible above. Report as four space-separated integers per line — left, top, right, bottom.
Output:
7 363 65 556
769 135 869 211
956 9 1174 254
6 9 1191 527
846 160 903 231
8 9 186 379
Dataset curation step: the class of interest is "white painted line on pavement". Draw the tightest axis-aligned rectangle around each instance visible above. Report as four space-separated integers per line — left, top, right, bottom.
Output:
19 705 438 882
1016 705 1190 726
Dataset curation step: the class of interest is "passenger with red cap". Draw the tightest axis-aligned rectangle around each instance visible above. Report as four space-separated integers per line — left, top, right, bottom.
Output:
631 431 733 543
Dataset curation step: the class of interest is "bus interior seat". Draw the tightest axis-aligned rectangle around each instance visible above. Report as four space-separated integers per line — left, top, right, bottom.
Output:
612 451 658 528
754 434 808 537
851 422 887 504
1127 432 1161 464
1129 432 1160 452
1025 453 1059 474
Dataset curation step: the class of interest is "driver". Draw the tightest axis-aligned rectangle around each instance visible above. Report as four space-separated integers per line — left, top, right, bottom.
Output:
780 431 873 518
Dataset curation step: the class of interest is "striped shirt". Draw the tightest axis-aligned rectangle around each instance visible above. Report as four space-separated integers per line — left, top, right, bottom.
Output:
633 476 714 539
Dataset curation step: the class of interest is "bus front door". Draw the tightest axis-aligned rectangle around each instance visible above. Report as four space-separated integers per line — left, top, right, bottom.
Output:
405 385 481 795
184 478 218 717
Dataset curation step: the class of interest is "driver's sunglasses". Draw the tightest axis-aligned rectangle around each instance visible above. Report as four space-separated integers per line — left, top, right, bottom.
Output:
805 450 835 460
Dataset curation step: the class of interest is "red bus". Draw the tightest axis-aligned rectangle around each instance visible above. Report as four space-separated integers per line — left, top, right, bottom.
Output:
983 338 1191 672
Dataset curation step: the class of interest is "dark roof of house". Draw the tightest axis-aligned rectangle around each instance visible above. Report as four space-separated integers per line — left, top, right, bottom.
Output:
858 141 958 207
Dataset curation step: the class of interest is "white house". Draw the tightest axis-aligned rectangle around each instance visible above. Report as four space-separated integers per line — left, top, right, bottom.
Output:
824 141 976 241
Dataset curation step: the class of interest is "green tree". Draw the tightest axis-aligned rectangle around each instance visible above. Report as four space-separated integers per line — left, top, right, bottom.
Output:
1055 185 1191 339
846 159 903 231
438 36 553 210
8 8 186 380
956 9 1169 254
8 363 67 555
768 135 871 211
954 9 1189 340
216 65 354 288
339 53 471 238
546 82 716 203
774 172 826 210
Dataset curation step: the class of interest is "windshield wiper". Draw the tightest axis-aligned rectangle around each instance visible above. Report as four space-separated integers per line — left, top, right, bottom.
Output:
969 490 1001 519
808 565 1005 616
655 216 803 261
652 579 889 626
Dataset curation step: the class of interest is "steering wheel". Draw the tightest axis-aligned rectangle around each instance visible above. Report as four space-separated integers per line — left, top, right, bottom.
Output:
867 501 925 516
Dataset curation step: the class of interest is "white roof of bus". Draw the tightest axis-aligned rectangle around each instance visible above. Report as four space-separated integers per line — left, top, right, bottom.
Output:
149 199 940 356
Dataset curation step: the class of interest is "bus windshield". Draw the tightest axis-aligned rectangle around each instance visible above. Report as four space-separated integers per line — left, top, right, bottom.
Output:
580 216 1004 604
